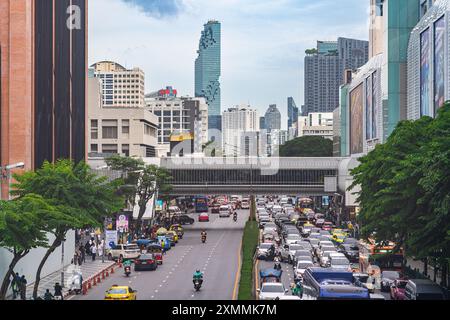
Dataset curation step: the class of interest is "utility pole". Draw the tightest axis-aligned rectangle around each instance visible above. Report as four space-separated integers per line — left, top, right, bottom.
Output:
61 239 65 287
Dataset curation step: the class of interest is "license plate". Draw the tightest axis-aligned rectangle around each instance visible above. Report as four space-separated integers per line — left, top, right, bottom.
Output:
142 262 147 264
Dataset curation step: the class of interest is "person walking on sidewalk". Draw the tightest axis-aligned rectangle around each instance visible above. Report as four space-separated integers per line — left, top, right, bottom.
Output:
19 275 27 300
91 243 97 261
54 282 64 300
10 272 20 299
79 245 86 263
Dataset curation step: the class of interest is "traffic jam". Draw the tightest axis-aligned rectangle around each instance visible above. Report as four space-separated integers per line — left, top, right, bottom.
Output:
254 195 438 300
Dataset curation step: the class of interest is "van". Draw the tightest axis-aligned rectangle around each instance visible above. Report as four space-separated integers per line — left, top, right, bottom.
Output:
404 279 446 300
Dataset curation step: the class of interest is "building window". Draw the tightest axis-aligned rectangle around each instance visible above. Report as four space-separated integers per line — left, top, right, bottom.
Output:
102 120 118 139
90 144 98 153
144 124 156 136
122 120 130 134
122 144 130 157
91 120 98 139
102 144 118 154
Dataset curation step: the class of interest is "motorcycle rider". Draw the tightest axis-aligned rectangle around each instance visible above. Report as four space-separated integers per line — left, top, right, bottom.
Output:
233 211 238 221
193 269 204 286
123 259 132 275
43 289 54 300
201 230 207 242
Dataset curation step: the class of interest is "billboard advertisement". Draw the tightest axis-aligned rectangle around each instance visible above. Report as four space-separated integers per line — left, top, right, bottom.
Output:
350 84 364 154
420 28 431 117
365 76 373 140
434 17 445 114
372 71 378 139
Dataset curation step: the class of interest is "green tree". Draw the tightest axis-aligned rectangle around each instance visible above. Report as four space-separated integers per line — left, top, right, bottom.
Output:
11 160 123 299
0 194 54 300
105 155 172 231
279 136 333 157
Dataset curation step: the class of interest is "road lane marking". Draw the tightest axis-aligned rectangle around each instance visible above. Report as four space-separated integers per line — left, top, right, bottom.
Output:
232 238 243 300
254 259 260 300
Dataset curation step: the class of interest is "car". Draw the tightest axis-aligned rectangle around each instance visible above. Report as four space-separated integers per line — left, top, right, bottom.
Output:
258 282 288 300
285 234 303 245
380 271 401 292
315 219 325 227
259 216 271 228
198 212 210 222
211 204 221 213
257 243 275 260
353 273 376 293
331 233 347 244
322 222 334 231
165 231 178 246
107 244 140 261
272 205 283 214
404 279 447 300
219 205 231 218
241 201 250 209
329 257 351 271
294 260 314 279
390 279 408 300
292 250 313 264
337 244 359 262
104 285 137 300
134 253 158 271
343 237 359 245
281 243 306 263
178 215 195 225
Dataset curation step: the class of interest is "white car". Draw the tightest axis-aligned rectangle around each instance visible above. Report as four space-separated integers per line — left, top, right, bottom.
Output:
272 205 282 213
241 201 250 209
285 234 303 245
107 244 140 261
219 205 231 217
294 260 314 279
330 257 351 270
258 282 288 300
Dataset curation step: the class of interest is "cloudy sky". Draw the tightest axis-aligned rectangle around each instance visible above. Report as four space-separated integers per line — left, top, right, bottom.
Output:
89 0 369 128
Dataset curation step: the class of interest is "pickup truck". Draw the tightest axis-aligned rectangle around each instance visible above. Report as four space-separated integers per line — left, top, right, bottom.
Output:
107 244 141 261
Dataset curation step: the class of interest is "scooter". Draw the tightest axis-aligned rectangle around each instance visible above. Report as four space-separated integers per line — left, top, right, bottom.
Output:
233 214 237 222
274 258 282 271
193 279 203 291
201 235 207 243
124 265 131 277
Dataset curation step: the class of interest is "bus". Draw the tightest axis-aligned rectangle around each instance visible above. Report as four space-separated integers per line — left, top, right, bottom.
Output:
297 197 314 213
194 196 209 213
358 239 404 275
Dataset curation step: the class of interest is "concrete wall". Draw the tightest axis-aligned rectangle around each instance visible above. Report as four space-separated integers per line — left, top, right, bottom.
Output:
0 231 75 296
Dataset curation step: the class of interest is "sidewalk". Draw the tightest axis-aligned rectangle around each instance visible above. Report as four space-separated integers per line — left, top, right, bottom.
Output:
8 258 115 300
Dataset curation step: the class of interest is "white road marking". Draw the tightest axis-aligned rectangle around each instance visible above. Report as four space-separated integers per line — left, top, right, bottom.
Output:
155 290 158 293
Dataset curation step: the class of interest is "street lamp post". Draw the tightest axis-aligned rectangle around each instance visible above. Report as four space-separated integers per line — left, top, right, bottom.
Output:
61 239 65 287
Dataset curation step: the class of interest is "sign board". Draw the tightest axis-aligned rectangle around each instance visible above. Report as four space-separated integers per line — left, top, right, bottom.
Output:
116 214 129 233
324 176 337 192
105 230 118 249
156 200 163 211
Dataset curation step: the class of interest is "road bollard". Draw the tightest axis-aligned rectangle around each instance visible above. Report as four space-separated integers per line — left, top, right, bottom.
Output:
87 280 92 290
82 283 88 295
111 267 115 274
102 271 105 280
93 277 97 286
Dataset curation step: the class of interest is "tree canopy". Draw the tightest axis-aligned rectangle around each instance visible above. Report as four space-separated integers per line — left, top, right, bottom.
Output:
279 136 333 157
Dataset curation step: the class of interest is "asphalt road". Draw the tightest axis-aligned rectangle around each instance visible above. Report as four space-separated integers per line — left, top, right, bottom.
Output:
72 209 248 300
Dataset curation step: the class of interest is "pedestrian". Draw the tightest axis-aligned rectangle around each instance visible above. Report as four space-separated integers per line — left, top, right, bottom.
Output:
79 245 86 263
54 282 63 300
91 243 97 261
43 289 54 300
19 275 27 300
98 240 104 259
161 239 166 255
11 272 20 299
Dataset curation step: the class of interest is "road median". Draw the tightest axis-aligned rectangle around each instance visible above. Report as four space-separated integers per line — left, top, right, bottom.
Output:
237 220 259 300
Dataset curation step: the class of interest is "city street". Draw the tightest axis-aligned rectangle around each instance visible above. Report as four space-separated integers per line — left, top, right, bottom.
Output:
72 209 249 300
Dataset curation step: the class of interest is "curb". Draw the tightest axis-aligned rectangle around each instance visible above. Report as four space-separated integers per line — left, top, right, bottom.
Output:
68 262 118 298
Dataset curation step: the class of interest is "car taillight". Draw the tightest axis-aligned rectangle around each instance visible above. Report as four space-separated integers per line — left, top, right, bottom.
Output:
149 260 154 264
135 260 140 264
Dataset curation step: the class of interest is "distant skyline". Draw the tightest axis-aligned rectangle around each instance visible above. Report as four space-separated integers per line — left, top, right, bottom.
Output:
89 0 368 129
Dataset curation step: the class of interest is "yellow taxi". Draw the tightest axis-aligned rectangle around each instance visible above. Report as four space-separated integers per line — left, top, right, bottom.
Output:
332 229 348 237
104 285 137 300
331 233 346 244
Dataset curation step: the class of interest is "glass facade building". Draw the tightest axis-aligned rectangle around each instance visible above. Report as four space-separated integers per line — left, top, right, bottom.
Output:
195 20 221 132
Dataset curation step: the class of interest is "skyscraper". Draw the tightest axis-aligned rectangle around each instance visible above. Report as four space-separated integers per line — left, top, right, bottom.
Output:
0 0 87 199
264 104 281 132
195 20 221 135
303 38 368 115
287 97 299 131
222 106 259 156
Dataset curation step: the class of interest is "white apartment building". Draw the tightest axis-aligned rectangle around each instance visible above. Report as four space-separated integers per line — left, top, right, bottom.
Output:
144 87 208 157
222 106 260 156
90 61 145 108
88 77 158 158
298 112 334 140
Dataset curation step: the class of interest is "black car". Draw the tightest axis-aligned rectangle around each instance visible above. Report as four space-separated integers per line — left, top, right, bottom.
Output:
134 254 158 271
338 244 359 263
179 215 194 225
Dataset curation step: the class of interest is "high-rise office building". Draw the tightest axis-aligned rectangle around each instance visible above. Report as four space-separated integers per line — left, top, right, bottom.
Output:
287 97 299 131
195 20 221 134
222 106 259 156
303 38 368 115
145 88 208 156
264 104 281 132
0 0 87 199
91 61 145 108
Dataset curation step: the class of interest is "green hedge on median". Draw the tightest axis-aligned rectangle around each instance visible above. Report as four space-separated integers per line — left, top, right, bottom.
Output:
238 220 259 300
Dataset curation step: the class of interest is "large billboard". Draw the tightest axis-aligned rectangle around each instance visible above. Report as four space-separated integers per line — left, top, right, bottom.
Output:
350 84 364 154
365 76 372 140
372 71 378 139
420 28 431 117
434 17 445 114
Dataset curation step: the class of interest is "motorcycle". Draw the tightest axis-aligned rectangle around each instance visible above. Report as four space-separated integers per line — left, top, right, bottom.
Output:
124 265 131 277
274 258 282 271
201 235 207 243
233 215 237 222
193 279 203 291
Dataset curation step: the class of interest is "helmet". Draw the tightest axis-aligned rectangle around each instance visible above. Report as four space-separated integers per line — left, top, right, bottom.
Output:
196 269 201 273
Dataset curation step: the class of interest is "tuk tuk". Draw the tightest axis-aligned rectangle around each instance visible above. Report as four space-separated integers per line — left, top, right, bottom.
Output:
135 239 155 252
169 224 184 239
156 227 168 236
166 231 178 246
147 243 163 265
259 268 282 286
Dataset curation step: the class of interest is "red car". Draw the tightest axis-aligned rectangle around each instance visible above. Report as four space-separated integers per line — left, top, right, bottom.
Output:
390 279 408 300
322 222 334 231
199 213 210 222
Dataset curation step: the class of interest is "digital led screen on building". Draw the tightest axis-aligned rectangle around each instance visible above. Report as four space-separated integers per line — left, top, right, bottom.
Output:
434 17 445 114
350 84 364 154
365 76 372 140
420 28 431 117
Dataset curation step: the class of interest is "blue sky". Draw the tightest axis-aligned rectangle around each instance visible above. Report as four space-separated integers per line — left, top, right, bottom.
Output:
89 0 369 128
